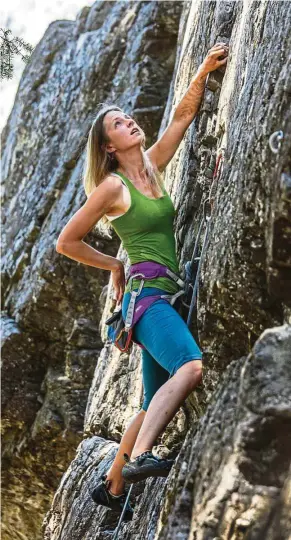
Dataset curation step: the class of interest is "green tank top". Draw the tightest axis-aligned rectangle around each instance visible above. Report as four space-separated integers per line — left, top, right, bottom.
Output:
109 171 181 294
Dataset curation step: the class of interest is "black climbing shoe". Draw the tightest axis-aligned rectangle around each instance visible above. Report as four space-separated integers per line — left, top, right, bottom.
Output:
121 451 175 483
90 474 134 521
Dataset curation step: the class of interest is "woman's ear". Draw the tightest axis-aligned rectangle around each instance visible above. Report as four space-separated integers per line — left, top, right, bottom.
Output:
103 142 116 153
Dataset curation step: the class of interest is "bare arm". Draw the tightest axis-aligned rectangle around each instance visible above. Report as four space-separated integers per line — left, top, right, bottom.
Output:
173 42 228 122
147 42 229 172
56 176 125 303
56 176 121 272
173 68 208 123
57 237 119 272
56 176 126 304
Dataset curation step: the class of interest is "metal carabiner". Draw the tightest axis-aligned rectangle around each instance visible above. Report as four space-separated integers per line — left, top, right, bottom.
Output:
203 197 211 222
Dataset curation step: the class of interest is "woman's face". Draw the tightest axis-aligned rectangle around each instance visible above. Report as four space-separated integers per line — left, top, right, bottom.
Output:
102 110 143 154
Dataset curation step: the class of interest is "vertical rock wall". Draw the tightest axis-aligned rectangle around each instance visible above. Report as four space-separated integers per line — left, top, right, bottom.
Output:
1 2 183 538
2 0 291 539
43 1 291 539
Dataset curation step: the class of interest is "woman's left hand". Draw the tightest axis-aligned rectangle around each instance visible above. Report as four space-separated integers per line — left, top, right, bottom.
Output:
199 42 229 75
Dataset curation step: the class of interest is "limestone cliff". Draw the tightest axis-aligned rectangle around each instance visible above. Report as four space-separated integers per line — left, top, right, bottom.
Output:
1 1 290 539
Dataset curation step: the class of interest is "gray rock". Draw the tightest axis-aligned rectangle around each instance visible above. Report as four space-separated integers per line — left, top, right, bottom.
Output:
2 0 291 539
1 2 183 539
43 326 291 540
156 325 291 540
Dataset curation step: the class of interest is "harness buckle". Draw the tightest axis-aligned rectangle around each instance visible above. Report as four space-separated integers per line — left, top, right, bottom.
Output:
165 268 185 288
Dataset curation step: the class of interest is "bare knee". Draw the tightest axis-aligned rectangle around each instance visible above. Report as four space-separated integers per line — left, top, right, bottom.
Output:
177 360 202 390
193 360 203 385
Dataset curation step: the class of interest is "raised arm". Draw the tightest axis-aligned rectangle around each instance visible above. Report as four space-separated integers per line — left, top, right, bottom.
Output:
146 42 229 173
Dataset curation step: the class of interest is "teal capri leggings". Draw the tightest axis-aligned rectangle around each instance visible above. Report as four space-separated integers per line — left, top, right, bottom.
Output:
121 286 202 411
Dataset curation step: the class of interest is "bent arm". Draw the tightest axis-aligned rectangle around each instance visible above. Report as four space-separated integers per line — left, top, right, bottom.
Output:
56 239 120 271
56 177 122 272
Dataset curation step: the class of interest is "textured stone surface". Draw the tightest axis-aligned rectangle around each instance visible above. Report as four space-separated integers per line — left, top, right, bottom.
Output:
155 325 291 540
164 0 291 403
44 1 291 539
44 325 291 540
2 0 291 539
42 435 166 540
1 2 183 538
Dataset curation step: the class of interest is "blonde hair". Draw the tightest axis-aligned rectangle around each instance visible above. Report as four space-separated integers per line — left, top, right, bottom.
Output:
82 102 164 233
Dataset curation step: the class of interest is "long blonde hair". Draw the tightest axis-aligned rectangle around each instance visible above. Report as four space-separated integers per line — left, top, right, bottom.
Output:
82 102 164 233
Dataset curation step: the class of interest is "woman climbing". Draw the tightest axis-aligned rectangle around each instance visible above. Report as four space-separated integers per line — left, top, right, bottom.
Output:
56 42 229 519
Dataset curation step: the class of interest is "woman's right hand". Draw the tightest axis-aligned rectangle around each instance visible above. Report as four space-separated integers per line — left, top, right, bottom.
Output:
199 42 229 75
111 260 125 306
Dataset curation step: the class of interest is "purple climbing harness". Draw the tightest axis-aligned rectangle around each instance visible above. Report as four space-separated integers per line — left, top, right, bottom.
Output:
123 261 185 350
127 261 185 284
105 260 186 352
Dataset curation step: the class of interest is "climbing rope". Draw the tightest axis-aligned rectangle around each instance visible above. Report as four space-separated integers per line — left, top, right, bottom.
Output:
182 207 206 312
186 198 212 327
185 147 225 327
209 150 224 207
112 484 134 540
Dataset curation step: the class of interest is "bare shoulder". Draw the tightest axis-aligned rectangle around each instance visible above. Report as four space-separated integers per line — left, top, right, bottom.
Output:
85 172 125 216
100 172 123 190
88 173 123 201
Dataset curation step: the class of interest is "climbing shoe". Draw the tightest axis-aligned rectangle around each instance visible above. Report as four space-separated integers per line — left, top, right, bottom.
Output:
90 473 134 521
122 451 175 483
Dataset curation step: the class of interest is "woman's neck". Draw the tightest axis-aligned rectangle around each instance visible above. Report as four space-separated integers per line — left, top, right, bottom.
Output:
117 166 148 184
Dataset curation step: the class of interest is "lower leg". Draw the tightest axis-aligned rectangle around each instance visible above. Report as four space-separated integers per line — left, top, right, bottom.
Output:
105 408 146 495
131 360 202 459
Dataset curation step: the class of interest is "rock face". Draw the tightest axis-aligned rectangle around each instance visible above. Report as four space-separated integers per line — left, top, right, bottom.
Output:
156 325 291 540
43 325 291 540
1 1 291 539
1 2 183 539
